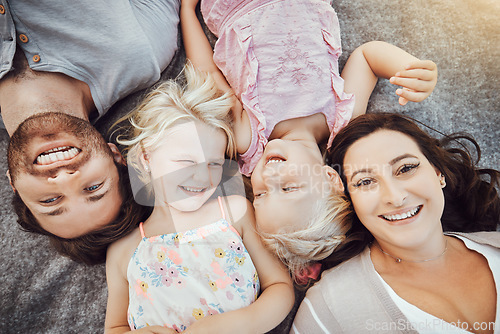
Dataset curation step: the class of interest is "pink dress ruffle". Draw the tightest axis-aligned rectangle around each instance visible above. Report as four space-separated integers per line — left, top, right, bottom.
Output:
201 0 354 176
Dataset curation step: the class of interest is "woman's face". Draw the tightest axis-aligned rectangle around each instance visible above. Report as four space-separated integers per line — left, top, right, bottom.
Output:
251 138 343 233
144 120 227 212
343 130 445 251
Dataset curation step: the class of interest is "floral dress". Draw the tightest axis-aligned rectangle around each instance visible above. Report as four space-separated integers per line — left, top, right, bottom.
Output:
127 200 260 332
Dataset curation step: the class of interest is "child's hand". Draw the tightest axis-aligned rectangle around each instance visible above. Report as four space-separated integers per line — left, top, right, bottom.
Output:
389 60 438 105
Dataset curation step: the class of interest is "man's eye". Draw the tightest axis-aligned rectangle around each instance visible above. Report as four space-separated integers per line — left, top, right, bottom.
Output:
41 196 60 204
85 183 103 192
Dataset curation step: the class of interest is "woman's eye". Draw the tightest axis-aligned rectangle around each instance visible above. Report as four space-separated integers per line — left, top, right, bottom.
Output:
85 183 103 192
354 179 373 188
398 163 420 175
282 187 298 192
254 192 265 198
40 196 60 204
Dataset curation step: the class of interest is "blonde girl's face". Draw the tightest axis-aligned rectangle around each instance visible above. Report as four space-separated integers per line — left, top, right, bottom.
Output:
343 130 445 253
144 120 227 212
251 138 343 233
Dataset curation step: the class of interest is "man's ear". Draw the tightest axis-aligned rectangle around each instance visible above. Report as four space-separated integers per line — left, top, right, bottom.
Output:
108 143 126 166
323 165 345 193
6 170 15 192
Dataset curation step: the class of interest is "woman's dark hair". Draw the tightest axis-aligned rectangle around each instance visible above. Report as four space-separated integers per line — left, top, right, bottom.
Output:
322 113 499 270
12 162 152 265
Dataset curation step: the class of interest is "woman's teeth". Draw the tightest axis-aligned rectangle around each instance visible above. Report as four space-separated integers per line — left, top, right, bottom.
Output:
36 146 79 165
382 206 421 221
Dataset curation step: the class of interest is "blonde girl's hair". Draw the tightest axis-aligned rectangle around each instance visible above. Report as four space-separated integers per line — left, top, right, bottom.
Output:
116 62 236 187
258 191 353 284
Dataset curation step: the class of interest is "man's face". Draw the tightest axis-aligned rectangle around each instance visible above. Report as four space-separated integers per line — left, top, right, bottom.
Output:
7 112 123 239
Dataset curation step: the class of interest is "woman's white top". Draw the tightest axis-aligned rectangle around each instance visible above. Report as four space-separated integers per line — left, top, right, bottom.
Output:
376 235 500 333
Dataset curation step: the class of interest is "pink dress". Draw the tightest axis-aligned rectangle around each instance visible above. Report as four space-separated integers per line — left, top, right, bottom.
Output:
201 0 355 175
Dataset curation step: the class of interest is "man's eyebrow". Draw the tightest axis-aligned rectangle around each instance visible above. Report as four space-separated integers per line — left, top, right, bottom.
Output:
87 188 111 203
43 207 67 216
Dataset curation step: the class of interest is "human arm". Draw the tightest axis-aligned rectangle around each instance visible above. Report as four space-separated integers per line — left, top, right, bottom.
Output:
341 41 438 118
180 0 252 153
183 196 295 334
104 238 178 334
180 0 230 91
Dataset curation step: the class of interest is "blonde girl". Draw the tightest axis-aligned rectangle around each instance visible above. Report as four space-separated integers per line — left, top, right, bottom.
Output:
104 63 294 333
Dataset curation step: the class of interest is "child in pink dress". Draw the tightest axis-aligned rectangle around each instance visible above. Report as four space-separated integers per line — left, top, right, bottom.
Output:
181 0 438 278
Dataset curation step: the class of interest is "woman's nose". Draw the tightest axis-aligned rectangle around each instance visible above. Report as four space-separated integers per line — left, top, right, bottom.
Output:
381 180 408 207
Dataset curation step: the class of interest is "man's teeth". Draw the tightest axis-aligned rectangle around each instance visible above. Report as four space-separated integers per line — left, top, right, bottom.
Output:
382 206 421 221
181 186 205 193
36 147 79 165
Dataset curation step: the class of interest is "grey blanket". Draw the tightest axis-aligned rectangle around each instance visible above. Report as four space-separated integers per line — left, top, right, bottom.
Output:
1 1 498 333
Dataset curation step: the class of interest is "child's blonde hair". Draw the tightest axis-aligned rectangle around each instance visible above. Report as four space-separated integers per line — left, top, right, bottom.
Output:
118 62 236 189
258 191 353 283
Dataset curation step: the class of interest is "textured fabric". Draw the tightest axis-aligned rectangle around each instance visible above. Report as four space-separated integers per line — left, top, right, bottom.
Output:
291 232 500 333
0 0 180 119
127 218 260 331
377 234 500 333
201 0 354 175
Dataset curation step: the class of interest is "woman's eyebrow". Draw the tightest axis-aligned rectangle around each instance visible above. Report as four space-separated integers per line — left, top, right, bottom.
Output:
349 154 419 181
349 168 372 181
389 153 418 165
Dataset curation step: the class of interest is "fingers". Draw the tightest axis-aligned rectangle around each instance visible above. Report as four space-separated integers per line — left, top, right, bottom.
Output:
393 68 436 81
404 59 437 71
398 95 409 106
391 59 437 83
396 87 429 103
390 76 435 93
390 59 438 104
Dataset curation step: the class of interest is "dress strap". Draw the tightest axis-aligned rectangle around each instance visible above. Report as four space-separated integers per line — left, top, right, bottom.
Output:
217 196 226 220
139 222 146 238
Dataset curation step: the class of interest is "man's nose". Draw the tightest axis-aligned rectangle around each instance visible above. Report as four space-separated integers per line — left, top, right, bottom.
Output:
47 169 79 183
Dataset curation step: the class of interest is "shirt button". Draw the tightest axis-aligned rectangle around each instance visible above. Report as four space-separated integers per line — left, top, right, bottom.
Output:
0 5 6 15
19 34 29 43
33 54 40 62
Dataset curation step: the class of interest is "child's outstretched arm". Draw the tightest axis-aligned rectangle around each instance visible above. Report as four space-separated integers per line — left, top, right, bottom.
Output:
180 0 252 153
341 41 438 118
180 0 230 91
183 196 295 334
